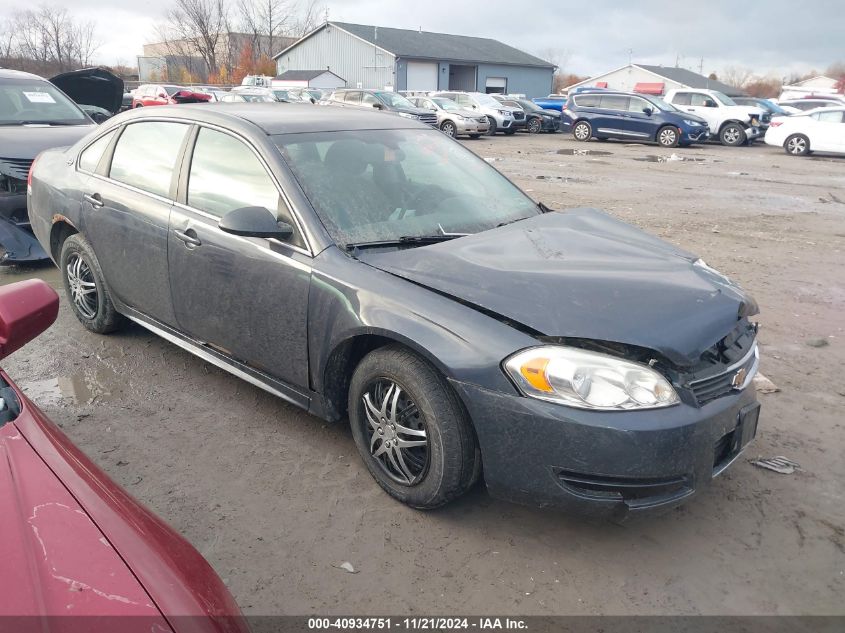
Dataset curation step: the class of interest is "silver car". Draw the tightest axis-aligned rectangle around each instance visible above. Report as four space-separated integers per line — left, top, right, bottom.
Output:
432 91 523 135
409 96 490 138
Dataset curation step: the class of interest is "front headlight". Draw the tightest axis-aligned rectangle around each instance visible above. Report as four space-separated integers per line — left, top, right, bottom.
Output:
504 346 679 410
683 119 701 126
497 109 509 116
398 112 419 119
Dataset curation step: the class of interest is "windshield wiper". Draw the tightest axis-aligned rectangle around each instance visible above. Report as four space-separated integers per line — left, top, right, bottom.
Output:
0 120 81 126
345 234 465 251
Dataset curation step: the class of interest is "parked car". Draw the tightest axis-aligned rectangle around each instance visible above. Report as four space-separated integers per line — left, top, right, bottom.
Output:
433 91 523 135
49 67 124 123
531 94 568 111
0 68 96 264
764 107 845 156
194 86 230 102
777 97 845 111
29 104 762 518
220 90 278 103
493 95 560 133
664 88 768 146
0 279 248 631
732 97 798 117
132 84 212 107
326 89 437 127
561 90 710 147
407 95 490 137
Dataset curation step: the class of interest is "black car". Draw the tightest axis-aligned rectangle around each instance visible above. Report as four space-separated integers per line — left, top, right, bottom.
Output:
493 96 560 133
50 67 124 123
28 104 761 518
0 69 96 263
325 89 437 127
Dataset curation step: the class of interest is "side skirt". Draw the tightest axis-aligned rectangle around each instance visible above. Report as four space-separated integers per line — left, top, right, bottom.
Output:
124 311 312 411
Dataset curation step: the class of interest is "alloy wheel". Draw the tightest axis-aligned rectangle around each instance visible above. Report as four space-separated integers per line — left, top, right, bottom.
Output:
361 379 429 486
66 252 99 319
574 123 590 140
723 126 741 145
442 121 456 137
528 118 541 134
659 128 677 146
787 136 806 154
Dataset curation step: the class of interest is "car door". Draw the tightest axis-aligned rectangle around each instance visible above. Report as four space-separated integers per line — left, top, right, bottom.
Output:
811 109 845 152
623 95 660 139
167 125 311 390
81 120 190 325
593 94 629 138
685 93 721 131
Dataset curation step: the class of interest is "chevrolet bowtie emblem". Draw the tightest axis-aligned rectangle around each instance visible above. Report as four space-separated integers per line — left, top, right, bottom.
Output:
732 367 747 389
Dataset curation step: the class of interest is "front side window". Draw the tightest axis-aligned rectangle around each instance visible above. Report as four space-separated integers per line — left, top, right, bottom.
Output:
275 128 539 247
627 97 649 113
361 93 379 106
188 128 280 218
109 122 189 197
691 93 717 107
78 129 117 173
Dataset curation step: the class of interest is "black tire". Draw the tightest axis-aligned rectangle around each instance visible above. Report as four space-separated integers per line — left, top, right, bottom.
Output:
468 134 481 139
784 134 810 156
656 125 680 148
60 234 125 334
486 116 497 136
503 128 517 135
348 345 480 509
572 120 592 141
527 117 542 134
719 122 746 146
440 119 457 138
134 103 143 108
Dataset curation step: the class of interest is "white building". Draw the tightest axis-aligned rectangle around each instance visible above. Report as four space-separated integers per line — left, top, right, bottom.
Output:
273 69 346 89
564 63 744 97
779 76 841 100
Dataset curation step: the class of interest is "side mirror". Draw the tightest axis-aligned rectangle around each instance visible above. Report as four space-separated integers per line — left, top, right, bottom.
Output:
0 279 59 361
705 99 717 108
372 102 383 109
642 107 653 116
219 206 293 240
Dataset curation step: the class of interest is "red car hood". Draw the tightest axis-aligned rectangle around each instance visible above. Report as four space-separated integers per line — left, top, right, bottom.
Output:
172 90 211 104
0 371 247 632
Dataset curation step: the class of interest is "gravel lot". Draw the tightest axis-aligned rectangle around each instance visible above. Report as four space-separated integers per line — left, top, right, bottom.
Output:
2 133 844 616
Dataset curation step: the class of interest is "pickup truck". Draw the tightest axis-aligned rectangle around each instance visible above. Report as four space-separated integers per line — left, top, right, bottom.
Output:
531 94 568 111
664 88 768 146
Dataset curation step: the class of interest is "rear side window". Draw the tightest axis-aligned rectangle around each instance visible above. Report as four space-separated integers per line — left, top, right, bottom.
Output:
109 122 189 197
78 129 117 173
573 94 599 107
671 92 691 105
598 95 629 110
815 110 845 123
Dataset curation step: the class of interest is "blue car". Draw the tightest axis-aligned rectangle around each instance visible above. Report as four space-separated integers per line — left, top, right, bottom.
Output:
531 95 568 111
560 90 710 147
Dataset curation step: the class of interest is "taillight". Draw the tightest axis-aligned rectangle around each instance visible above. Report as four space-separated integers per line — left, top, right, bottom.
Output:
27 156 36 196
769 121 783 127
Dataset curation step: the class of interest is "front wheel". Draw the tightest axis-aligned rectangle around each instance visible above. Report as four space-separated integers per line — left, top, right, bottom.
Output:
784 134 810 156
572 120 592 141
657 125 680 148
440 120 457 138
486 116 497 136
348 346 480 509
60 234 125 334
527 117 542 134
503 128 517 135
720 122 746 146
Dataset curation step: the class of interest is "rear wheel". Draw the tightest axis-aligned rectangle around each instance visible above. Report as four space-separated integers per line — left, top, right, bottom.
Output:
486 116 497 135
60 234 125 334
348 346 480 509
573 120 592 141
720 122 746 146
657 125 680 148
784 134 810 156
440 120 457 138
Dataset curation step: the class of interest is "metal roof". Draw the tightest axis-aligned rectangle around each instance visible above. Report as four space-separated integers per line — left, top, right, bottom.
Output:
275 69 344 81
278 22 554 68
636 65 745 96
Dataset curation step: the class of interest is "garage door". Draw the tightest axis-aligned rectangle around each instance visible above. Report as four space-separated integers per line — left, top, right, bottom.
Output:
407 61 438 91
485 77 507 94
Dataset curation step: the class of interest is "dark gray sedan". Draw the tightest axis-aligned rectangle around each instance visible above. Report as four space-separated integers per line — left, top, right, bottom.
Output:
28 104 761 518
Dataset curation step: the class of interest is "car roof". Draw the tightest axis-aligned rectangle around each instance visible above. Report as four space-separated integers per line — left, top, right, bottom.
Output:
114 102 428 134
0 68 47 81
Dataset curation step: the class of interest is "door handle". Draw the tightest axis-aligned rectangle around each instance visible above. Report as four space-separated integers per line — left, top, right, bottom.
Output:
173 229 202 248
83 193 103 208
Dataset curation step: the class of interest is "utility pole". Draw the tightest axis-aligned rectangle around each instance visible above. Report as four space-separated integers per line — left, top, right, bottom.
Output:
699 57 704 74
628 48 633 65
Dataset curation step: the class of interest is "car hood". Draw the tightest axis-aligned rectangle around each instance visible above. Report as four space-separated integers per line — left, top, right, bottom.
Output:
50 67 124 114
171 89 212 103
667 111 708 125
0 420 166 620
0 126 93 177
358 209 754 366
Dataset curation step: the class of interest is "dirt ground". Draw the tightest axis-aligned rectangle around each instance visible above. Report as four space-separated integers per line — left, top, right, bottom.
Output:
2 133 844 616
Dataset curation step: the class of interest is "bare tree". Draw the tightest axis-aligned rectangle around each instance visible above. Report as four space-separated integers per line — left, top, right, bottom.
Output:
720 65 755 89
237 0 320 57
160 0 230 74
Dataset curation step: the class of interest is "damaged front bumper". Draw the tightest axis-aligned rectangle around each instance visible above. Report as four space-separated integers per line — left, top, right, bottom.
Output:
450 377 760 520
0 193 49 264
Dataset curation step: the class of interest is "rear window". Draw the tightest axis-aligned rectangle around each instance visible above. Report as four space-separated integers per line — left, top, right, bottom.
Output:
109 122 189 197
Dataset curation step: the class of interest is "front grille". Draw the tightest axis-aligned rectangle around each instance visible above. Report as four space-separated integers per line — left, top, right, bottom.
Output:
555 469 692 506
688 342 758 406
419 113 437 127
0 157 33 181
476 117 488 124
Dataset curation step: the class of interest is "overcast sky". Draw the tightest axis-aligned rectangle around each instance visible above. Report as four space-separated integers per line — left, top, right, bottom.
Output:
2 0 839 79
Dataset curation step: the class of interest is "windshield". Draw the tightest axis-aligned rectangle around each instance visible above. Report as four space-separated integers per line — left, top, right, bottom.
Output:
758 99 787 115
243 94 275 102
643 95 677 111
375 92 414 109
712 91 737 106
0 79 88 125
433 97 461 111
518 100 542 112
163 85 184 96
474 94 501 106
275 129 540 247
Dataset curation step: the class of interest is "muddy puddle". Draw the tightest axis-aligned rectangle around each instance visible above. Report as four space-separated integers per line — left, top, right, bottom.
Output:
21 365 124 406
633 154 709 163
0 262 62 289
557 148 613 156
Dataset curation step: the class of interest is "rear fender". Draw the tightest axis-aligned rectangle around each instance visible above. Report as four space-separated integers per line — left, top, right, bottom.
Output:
0 218 49 264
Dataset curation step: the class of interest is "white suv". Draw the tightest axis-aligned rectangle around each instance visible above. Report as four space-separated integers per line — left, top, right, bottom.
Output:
664 88 768 146
433 91 523 136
